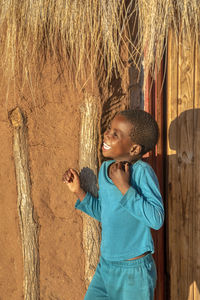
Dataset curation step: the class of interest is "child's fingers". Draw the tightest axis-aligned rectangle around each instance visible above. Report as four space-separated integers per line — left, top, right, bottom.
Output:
114 162 125 171
111 162 124 173
111 163 119 172
115 162 122 169
124 162 130 173
63 169 74 182
70 168 79 179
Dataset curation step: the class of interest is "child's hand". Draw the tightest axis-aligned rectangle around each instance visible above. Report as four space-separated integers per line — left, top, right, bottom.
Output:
63 168 80 192
109 162 131 195
63 168 86 200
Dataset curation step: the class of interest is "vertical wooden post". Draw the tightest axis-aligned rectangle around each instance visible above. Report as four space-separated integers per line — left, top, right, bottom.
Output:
79 95 101 288
194 37 200 300
9 107 40 300
166 29 179 300
144 65 165 300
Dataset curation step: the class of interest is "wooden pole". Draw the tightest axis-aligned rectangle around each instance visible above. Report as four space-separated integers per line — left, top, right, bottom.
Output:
9 107 40 300
79 95 101 288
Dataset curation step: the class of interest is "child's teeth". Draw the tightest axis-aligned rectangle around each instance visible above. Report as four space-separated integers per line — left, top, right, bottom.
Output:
104 143 111 149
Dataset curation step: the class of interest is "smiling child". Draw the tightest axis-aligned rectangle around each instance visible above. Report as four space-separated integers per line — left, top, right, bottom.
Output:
63 109 164 300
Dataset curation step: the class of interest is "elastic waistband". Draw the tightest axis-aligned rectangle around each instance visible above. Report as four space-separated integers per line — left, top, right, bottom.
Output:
100 253 154 268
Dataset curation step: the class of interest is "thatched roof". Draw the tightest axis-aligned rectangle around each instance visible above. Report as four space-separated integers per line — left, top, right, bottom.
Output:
0 0 199 91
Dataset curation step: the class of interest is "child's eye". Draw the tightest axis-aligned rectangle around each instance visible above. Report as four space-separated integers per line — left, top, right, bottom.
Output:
106 125 111 133
113 131 118 137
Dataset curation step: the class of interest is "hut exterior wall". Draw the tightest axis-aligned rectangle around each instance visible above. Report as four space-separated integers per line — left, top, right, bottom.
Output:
0 58 135 299
0 63 86 300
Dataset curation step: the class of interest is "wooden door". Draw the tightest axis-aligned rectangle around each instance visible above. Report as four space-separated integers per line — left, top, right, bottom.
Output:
166 29 200 299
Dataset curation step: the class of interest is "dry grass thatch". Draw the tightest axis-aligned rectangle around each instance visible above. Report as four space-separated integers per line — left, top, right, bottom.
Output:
138 0 200 75
0 0 199 93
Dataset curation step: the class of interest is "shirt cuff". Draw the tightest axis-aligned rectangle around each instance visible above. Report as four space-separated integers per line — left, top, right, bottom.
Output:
75 192 90 209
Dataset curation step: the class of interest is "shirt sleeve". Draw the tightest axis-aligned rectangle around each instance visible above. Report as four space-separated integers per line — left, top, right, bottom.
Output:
120 165 164 230
75 192 101 222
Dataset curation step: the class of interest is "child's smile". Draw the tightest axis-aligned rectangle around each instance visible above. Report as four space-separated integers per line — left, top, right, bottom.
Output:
102 114 135 162
102 142 111 150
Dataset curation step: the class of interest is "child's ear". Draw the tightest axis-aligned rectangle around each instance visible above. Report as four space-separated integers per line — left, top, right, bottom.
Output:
130 144 142 156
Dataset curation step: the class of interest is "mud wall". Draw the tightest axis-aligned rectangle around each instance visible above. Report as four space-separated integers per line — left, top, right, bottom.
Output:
0 65 85 300
0 56 141 299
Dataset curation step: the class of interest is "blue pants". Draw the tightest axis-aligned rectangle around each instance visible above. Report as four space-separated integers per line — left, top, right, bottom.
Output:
84 254 157 300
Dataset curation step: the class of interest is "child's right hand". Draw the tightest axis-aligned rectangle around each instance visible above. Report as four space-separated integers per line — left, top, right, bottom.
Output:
62 168 86 200
63 168 80 193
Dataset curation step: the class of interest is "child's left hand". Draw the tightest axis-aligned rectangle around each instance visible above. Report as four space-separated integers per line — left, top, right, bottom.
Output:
109 162 131 195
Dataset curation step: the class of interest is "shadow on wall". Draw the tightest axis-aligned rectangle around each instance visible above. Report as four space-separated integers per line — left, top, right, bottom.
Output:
167 109 200 300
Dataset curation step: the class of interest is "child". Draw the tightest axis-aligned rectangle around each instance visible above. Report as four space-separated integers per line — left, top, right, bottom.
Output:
63 109 164 300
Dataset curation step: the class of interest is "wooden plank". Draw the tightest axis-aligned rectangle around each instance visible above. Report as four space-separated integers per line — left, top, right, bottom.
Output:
177 33 195 300
166 29 179 300
154 63 165 300
194 38 200 299
144 69 165 300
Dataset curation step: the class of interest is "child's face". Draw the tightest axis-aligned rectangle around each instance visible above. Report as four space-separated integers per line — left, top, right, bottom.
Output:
102 114 136 162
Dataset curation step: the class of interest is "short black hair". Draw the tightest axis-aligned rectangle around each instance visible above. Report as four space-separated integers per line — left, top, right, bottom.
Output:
119 109 159 155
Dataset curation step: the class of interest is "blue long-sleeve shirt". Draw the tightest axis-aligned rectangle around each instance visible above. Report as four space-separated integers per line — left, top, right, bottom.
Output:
75 159 164 261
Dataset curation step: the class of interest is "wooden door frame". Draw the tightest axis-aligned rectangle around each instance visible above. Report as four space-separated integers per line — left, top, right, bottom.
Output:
144 63 166 300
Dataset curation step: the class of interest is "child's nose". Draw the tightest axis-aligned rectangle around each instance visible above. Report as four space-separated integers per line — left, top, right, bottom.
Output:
104 129 110 138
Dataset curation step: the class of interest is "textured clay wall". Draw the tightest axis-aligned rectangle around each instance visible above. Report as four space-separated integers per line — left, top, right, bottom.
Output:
0 65 85 299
